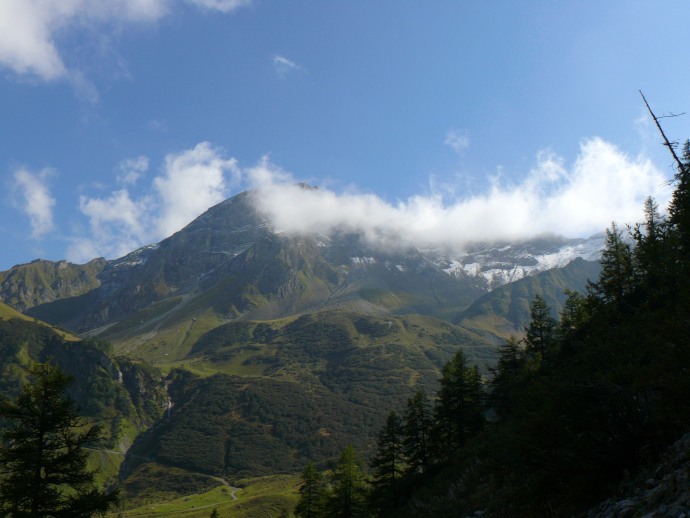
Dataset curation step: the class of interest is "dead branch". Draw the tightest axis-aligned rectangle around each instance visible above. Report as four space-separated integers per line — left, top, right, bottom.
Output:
639 90 687 175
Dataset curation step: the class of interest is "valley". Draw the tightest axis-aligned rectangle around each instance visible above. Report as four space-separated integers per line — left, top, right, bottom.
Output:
0 190 603 515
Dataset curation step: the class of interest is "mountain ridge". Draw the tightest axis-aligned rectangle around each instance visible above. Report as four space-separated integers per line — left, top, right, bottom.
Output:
0 189 604 338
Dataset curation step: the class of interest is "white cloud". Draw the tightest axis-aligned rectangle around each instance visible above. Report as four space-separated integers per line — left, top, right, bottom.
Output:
0 0 168 82
0 0 244 87
117 156 149 185
273 54 305 77
249 138 673 252
67 137 674 263
154 142 239 237
68 142 238 261
188 0 251 13
13 168 56 239
444 129 470 154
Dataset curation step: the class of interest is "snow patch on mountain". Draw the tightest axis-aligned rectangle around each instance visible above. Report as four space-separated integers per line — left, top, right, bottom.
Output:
435 234 605 290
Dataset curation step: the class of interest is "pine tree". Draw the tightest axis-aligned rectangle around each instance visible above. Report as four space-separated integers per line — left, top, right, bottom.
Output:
668 140 690 258
558 289 589 337
328 446 368 518
294 462 325 518
370 411 405 513
588 223 636 308
210 508 220 518
432 350 484 460
489 336 526 419
401 390 432 474
524 295 557 362
0 363 118 517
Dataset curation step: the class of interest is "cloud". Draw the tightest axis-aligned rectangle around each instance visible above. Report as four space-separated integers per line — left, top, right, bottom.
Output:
248 138 673 252
188 0 252 13
154 142 239 237
444 129 470 154
0 0 245 87
116 156 149 185
67 137 673 263
0 0 168 82
67 142 238 262
273 54 305 77
12 168 56 239
76 189 153 259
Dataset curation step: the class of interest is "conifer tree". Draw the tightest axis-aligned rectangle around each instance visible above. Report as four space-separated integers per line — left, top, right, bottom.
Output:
328 446 368 518
294 462 325 518
558 289 589 337
588 223 636 308
524 295 557 361
401 390 432 474
0 363 118 517
432 349 484 460
489 336 526 419
370 411 405 513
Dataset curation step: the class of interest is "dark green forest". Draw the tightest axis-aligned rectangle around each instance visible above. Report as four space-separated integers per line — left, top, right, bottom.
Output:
296 141 690 517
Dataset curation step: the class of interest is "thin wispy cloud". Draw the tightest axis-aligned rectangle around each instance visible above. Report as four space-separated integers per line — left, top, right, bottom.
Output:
273 54 306 77
116 156 149 185
444 129 470 154
12 168 56 239
188 0 252 13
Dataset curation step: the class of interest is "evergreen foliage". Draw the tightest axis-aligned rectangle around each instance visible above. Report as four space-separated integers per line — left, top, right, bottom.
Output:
431 349 484 459
523 294 557 361
328 446 368 518
401 390 432 475
365 138 690 517
0 363 118 517
369 411 405 514
294 463 325 518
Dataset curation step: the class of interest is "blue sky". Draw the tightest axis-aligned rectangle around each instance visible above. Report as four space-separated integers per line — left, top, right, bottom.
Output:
1 1 688 269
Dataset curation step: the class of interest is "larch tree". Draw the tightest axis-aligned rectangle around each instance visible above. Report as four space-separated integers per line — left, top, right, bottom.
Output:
524 295 557 362
328 446 368 518
294 462 325 518
401 390 433 475
0 363 118 517
369 411 405 514
432 349 485 460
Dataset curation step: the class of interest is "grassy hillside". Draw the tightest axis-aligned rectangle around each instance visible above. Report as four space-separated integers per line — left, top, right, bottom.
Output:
0 300 80 341
0 312 168 491
0 258 105 312
456 258 601 339
117 309 493 496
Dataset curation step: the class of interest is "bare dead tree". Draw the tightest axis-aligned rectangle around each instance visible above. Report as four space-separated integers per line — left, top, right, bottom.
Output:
639 90 687 176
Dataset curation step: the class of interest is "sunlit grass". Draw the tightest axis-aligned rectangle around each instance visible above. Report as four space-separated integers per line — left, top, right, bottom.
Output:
111 474 299 518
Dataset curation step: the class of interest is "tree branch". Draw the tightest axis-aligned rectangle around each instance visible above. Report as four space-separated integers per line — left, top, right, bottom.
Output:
639 90 686 175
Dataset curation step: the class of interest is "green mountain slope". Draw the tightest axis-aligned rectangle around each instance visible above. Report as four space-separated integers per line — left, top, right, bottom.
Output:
0 310 167 489
119 309 491 492
0 258 105 312
456 257 601 339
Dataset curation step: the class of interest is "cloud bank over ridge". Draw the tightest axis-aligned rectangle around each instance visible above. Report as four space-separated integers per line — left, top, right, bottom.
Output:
63 137 673 263
250 138 672 251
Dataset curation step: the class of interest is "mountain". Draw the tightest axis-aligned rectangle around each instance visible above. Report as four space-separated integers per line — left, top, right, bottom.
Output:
4 190 603 342
0 189 604 499
0 306 167 490
0 258 105 313
456 257 602 338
